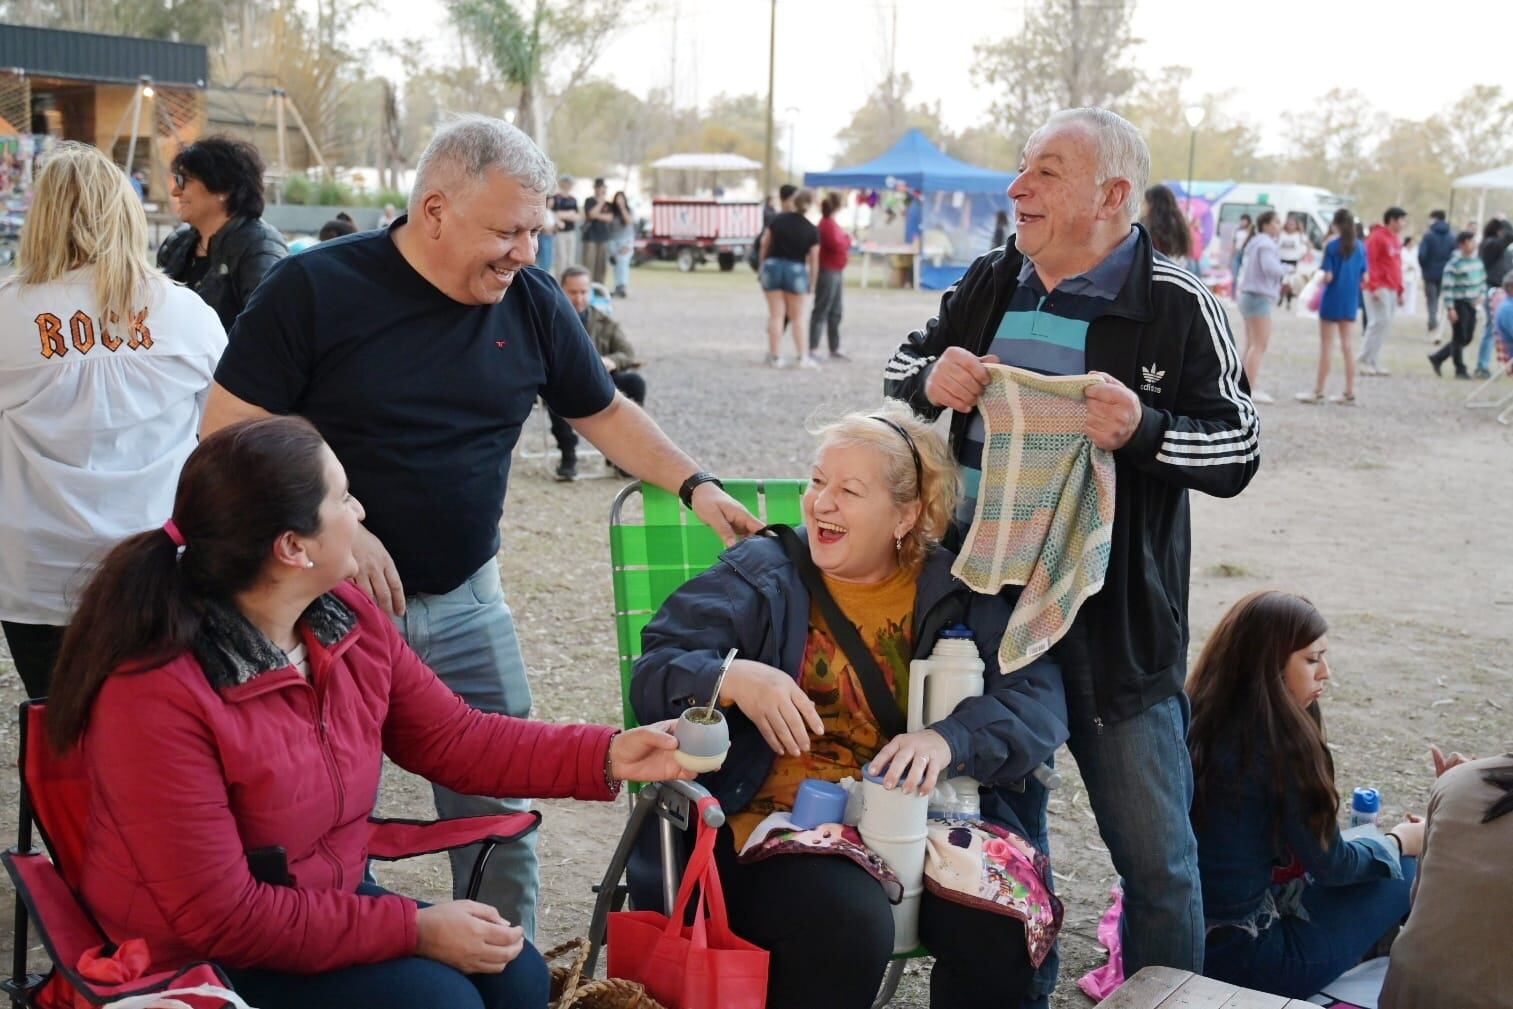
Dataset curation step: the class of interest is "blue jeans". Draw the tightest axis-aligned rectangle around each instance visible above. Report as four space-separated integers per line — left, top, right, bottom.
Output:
222 884 550 1009
1067 693 1204 976
612 237 632 290
760 258 809 294
392 558 540 939
1477 289 1498 372
1203 857 1416 998
536 232 555 276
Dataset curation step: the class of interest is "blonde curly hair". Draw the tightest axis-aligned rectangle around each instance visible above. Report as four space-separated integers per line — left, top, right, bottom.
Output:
807 400 959 572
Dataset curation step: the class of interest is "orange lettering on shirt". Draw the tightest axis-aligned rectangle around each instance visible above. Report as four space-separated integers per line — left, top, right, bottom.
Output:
100 312 123 352
127 309 152 350
35 313 66 358
69 310 96 354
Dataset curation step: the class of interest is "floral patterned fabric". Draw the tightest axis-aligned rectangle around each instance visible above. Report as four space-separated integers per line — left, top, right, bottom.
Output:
923 817 1064 968
729 566 916 847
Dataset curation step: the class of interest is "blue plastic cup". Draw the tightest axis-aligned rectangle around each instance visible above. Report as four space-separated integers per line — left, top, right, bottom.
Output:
791 779 848 829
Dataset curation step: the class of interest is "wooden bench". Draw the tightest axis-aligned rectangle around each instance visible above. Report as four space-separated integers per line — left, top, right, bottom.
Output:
1102 966 1319 1008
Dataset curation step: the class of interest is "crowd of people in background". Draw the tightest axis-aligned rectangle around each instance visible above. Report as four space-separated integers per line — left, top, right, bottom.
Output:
1135 179 1513 402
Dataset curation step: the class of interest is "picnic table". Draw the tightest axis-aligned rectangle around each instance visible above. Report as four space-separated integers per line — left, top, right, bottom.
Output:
1103 966 1321 1008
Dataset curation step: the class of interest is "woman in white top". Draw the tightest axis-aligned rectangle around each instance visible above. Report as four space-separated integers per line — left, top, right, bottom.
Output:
0 142 226 697
1276 216 1310 310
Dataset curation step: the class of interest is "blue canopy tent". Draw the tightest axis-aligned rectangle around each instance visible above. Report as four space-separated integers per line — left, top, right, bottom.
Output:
804 129 1016 289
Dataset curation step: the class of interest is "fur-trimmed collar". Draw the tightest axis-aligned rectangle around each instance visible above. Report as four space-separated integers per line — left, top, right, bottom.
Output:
192 593 357 689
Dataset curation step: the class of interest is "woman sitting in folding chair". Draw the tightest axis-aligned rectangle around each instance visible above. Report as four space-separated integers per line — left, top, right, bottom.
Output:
631 401 1068 1009
44 416 693 1009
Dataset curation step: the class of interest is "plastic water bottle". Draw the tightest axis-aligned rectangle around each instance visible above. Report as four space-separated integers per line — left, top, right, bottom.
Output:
1349 787 1382 828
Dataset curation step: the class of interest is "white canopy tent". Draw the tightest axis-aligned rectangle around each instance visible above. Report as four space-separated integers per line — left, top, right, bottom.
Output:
649 153 763 172
1451 164 1513 228
646 153 764 199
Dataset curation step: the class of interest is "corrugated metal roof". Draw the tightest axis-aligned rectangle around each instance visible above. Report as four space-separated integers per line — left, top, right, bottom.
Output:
0 24 207 87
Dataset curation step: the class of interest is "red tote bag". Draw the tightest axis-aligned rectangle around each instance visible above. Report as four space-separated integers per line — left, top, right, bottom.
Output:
606 797 769 1009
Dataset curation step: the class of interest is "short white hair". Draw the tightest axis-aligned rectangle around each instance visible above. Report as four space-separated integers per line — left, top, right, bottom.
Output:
411 114 556 207
1028 107 1149 221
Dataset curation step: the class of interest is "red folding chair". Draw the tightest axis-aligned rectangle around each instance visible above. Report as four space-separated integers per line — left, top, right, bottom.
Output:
3 700 539 1008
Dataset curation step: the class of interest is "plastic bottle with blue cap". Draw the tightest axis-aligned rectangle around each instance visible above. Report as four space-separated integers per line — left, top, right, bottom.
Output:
1349 787 1382 828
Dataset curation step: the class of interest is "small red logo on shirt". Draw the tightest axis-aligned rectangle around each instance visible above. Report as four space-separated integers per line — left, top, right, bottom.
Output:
496 340 507 348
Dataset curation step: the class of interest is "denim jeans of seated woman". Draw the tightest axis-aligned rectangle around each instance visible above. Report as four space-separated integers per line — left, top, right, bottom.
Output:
1203 856 1416 999
220 883 550 1009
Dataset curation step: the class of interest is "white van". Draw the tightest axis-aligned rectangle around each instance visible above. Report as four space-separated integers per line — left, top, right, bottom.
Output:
1168 181 1352 263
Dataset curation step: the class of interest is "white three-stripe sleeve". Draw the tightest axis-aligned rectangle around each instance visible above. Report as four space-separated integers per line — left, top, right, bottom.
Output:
1148 264 1260 474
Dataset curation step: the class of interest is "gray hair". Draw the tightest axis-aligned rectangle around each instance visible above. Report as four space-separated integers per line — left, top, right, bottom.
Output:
411 114 556 206
1029 107 1149 221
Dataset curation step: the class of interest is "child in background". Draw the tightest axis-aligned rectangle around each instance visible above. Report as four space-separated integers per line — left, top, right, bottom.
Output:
1428 231 1486 379
1187 591 1419 999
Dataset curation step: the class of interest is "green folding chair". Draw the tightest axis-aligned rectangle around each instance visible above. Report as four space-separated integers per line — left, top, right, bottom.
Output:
586 479 914 1006
584 479 805 975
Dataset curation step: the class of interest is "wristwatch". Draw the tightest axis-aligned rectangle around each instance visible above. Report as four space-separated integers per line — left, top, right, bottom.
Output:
678 471 724 509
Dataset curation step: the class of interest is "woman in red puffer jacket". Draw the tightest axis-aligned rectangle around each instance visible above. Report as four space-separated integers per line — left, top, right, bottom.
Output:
46 416 692 1009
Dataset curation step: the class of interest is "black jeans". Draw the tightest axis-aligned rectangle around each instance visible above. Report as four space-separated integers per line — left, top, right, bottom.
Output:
1431 299 1477 374
714 829 1033 1009
1 621 65 698
550 370 647 461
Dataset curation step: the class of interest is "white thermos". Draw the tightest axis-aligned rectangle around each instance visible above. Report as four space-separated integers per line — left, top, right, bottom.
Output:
856 770 930 953
907 626 986 818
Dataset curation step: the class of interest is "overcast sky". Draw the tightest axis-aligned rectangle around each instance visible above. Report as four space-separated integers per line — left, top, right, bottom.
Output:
365 0 1500 172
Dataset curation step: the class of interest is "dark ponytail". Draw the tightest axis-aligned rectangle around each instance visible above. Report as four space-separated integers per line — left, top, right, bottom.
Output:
47 416 330 750
1333 208 1357 259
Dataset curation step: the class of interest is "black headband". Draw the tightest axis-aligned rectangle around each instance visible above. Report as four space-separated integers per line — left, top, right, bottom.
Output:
869 416 924 495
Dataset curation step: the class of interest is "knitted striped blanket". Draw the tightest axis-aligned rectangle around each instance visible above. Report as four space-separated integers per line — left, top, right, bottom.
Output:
950 365 1116 673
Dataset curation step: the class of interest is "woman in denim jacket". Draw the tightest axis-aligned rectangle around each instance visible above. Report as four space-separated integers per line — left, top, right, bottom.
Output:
1187 591 1418 998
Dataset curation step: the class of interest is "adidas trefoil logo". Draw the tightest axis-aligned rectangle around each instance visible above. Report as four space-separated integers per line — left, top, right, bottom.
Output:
1140 362 1165 394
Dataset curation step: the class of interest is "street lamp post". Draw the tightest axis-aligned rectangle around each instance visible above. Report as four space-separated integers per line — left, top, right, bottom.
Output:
785 106 799 182
1183 105 1206 220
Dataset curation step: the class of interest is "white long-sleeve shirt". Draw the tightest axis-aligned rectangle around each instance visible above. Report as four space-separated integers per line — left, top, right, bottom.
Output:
0 268 225 624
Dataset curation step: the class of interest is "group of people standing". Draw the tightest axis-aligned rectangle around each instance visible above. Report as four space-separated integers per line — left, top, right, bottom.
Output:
0 106 1508 1009
538 175 637 297
1422 213 1513 380
755 183 853 368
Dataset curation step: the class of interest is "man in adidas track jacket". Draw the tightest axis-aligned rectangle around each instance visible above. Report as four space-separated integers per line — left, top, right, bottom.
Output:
885 108 1258 993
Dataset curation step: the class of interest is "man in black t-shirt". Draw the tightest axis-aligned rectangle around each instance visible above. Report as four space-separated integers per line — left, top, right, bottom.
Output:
201 115 760 940
582 177 613 285
549 175 580 273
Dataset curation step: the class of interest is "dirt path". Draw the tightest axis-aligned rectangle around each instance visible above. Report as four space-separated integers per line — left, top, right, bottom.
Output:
2 264 1508 1006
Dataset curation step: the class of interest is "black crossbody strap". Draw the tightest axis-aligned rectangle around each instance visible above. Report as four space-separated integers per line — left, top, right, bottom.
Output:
764 525 906 739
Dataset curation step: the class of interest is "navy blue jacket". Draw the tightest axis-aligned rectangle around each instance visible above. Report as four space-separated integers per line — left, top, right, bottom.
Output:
1194 743 1403 930
630 530 1068 842
1417 219 1456 282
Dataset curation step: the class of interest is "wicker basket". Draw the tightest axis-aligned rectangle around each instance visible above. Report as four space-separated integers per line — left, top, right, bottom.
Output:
545 938 669 1009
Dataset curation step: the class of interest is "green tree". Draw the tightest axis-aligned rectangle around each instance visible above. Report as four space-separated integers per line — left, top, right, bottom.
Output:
219 0 374 166
1120 66 1273 186
0 0 237 44
971 0 1141 156
831 73 946 165
445 0 634 152
1279 87 1386 200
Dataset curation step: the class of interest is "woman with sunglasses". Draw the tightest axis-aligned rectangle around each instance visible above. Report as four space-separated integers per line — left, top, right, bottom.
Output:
158 136 288 329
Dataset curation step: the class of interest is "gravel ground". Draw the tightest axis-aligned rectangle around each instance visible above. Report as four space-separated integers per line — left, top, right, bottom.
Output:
2 261 1509 1007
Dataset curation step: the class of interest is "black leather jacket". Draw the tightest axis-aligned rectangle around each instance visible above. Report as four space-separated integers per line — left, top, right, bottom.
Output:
157 216 288 330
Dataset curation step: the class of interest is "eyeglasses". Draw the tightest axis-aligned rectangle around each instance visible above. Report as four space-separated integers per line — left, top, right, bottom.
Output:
172 172 187 190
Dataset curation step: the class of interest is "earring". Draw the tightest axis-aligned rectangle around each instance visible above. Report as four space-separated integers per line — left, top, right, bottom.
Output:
895 536 902 552
305 561 315 569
